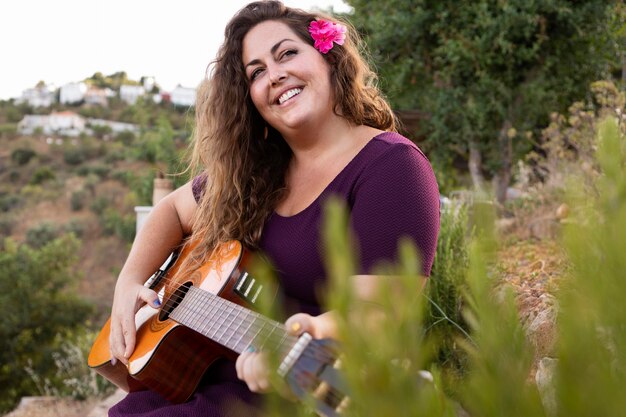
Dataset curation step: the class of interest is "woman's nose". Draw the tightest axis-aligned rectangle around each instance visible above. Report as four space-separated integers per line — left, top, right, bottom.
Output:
269 68 287 86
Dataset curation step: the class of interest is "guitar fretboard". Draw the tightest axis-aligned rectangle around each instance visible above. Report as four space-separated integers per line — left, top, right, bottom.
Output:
170 286 298 357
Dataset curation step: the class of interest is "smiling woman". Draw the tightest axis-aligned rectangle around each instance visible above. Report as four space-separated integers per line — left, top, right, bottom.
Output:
104 1 440 416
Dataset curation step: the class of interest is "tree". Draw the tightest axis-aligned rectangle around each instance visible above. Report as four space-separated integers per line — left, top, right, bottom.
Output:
346 0 620 202
0 235 93 412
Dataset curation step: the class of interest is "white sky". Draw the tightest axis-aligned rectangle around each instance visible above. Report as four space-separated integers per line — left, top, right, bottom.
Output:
0 0 352 100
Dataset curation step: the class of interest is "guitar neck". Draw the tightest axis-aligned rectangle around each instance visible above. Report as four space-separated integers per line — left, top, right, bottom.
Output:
170 286 298 357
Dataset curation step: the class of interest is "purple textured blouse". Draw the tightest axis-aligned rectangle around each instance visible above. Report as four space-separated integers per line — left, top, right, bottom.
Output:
258 131 440 316
109 131 439 417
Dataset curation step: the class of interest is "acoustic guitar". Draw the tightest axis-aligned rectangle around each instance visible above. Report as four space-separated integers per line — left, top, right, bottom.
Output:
88 239 349 417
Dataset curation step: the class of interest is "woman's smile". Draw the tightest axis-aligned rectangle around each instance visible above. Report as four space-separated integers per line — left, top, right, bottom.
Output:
277 87 303 105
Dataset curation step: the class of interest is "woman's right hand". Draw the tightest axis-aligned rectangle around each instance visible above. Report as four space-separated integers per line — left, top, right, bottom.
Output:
109 281 161 366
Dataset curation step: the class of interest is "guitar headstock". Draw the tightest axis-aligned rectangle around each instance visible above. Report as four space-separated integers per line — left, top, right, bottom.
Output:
280 335 350 417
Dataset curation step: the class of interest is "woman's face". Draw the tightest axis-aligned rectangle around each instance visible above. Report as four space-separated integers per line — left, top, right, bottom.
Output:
242 20 334 136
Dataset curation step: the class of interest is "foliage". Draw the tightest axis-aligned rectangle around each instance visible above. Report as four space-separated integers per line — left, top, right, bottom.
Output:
70 190 87 211
527 80 625 194
0 123 18 138
25 330 116 400
0 191 23 212
100 207 136 243
29 166 56 185
25 221 61 248
424 205 471 387
0 235 94 412
346 0 620 199
553 116 626 416
84 71 139 91
11 147 37 166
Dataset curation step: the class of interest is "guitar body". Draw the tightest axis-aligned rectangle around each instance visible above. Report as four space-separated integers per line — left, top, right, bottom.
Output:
88 240 250 403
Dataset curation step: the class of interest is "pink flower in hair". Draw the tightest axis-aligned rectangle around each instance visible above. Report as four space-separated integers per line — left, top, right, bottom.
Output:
308 19 346 54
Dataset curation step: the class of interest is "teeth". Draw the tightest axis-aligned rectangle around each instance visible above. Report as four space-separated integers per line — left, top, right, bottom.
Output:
278 88 302 105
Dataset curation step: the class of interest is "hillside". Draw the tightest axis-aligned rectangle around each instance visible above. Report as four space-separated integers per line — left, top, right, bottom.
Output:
0 132 188 322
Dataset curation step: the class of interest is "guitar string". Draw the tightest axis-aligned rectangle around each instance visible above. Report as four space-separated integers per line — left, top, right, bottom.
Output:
175 285 298 357
130 266 348 405
168 285 348 405
155 274 296 356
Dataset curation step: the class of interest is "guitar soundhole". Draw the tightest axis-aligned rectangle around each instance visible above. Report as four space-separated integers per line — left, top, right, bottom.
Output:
158 281 192 321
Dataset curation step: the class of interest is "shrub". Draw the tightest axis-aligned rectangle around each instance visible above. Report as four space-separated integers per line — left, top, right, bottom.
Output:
63 146 87 165
0 235 94 412
89 196 109 215
25 222 60 249
64 219 87 238
424 205 471 385
100 208 136 243
70 190 87 211
29 167 56 185
11 148 37 166
0 192 23 212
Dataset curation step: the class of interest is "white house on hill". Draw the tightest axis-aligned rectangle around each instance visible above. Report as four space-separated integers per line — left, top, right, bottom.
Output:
170 85 196 107
120 85 145 104
17 85 56 107
18 111 86 136
60 82 87 104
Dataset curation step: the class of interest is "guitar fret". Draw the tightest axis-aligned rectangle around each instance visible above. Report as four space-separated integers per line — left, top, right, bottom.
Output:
234 311 257 353
215 296 237 346
197 289 217 335
222 307 242 350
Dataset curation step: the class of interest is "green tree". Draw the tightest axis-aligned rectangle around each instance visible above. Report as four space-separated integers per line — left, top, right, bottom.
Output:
0 235 93 412
346 0 620 202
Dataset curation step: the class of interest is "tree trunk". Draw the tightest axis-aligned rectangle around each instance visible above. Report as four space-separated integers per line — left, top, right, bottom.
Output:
493 120 513 205
468 140 485 191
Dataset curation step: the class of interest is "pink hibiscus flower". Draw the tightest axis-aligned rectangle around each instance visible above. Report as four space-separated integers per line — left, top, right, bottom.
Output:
308 19 346 54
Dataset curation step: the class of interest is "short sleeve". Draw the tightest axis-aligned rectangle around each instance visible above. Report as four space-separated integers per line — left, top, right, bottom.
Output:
350 143 440 276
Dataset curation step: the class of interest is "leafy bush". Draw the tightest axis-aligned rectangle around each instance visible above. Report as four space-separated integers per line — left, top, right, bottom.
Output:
70 190 87 211
25 222 60 248
29 166 56 185
424 205 471 386
0 192 23 212
0 235 94 412
11 148 37 166
63 146 87 165
64 219 88 238
76 164 111 179
100 207 136 243
89 196 110 216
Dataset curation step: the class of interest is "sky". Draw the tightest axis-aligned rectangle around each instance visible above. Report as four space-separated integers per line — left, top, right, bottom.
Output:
0 0 352 100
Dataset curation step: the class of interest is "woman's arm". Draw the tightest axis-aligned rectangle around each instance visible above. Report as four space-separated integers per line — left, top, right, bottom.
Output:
109 181 197 365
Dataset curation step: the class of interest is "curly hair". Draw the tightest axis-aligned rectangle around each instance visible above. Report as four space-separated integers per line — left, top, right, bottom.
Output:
189 0 396 256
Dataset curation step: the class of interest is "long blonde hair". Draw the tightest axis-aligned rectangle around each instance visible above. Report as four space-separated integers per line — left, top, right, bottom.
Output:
189 0 396 257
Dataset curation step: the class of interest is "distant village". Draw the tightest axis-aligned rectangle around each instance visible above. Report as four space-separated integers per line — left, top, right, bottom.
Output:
14 76 196 137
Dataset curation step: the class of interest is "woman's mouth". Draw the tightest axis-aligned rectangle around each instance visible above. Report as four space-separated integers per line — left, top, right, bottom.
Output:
277 88 303 105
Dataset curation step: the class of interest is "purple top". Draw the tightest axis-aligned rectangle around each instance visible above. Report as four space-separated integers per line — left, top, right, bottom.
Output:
258 132 440 315
109 131 439 417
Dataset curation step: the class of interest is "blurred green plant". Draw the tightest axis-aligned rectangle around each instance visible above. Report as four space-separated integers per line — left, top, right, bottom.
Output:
0 234 94 412
424 205 471 390
554 116 626 416
11 148 36 166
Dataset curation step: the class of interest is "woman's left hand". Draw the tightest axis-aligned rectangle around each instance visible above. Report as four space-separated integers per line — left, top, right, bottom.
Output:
235 311 338 393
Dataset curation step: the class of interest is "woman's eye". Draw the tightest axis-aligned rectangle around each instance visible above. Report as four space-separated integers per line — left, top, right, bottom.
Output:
281 49 297 59
250 68 263 81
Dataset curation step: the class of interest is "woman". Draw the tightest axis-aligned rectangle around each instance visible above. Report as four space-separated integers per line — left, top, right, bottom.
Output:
108 1 440 415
